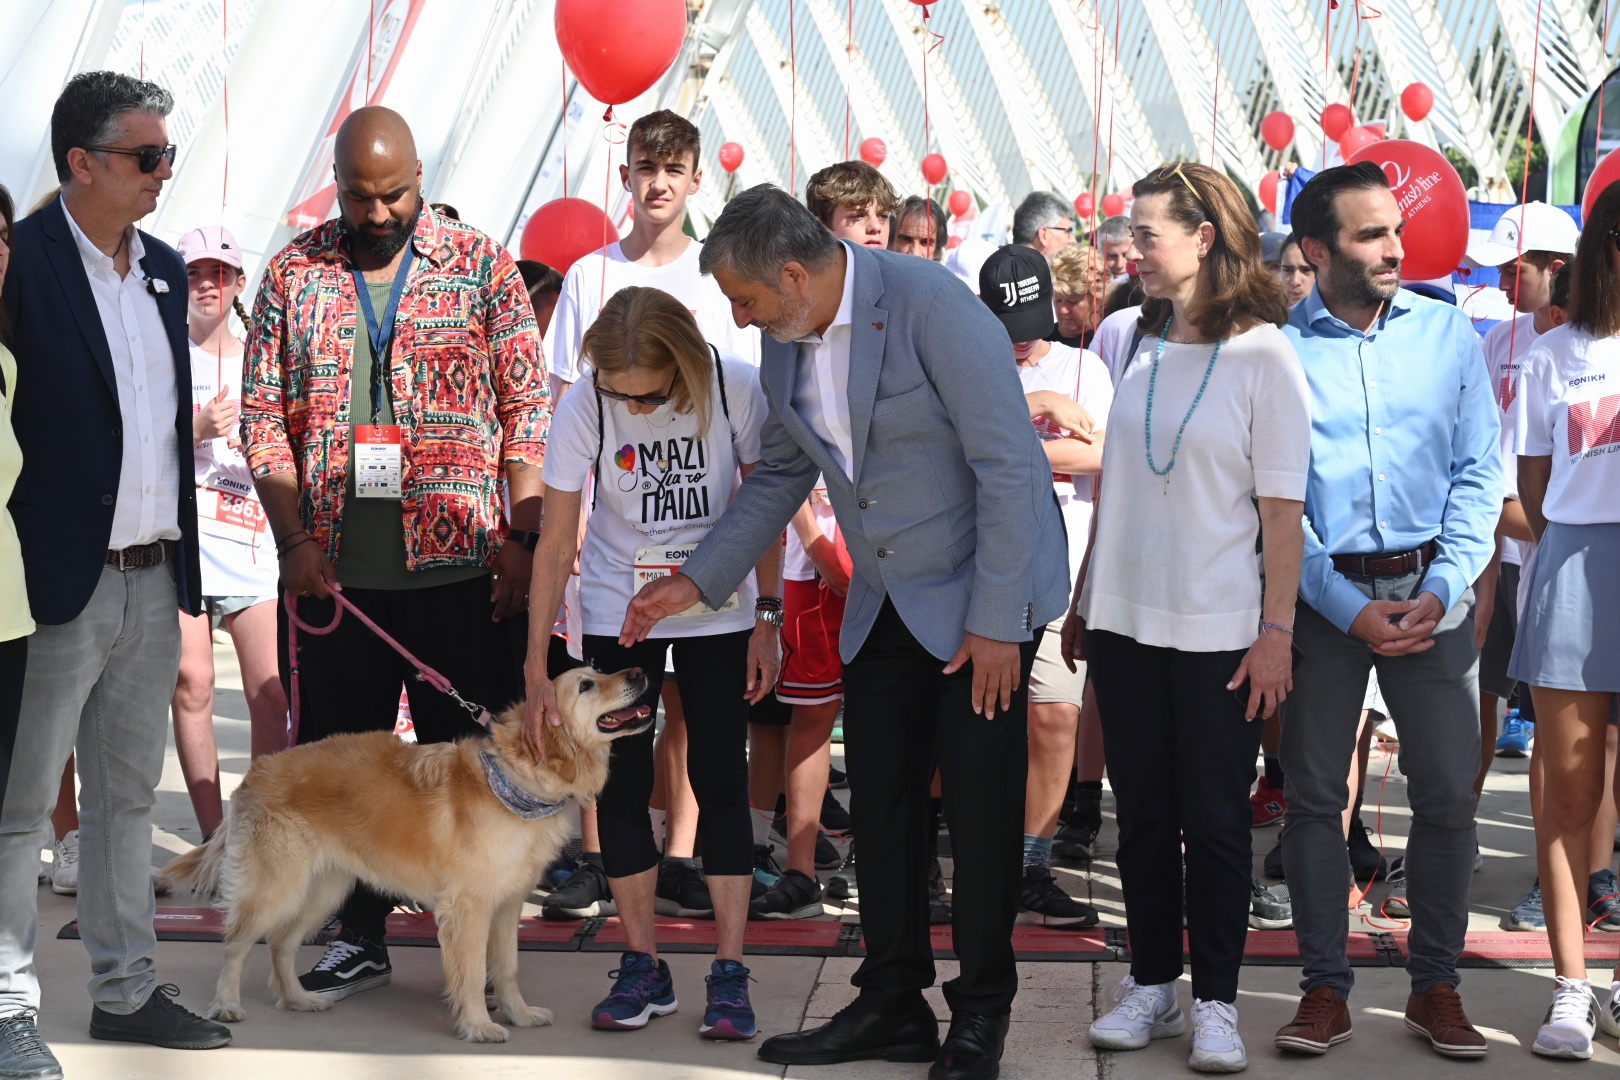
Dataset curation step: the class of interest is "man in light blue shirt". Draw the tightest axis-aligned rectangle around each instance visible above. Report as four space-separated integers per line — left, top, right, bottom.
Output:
1272 163 1502 1061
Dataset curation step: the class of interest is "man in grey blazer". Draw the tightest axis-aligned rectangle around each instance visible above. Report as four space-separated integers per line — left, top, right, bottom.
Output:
622 185 1069 1080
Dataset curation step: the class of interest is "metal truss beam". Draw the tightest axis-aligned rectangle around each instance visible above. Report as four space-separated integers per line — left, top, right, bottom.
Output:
1047 0 1162 190
745 4 842 185
803 0 921 183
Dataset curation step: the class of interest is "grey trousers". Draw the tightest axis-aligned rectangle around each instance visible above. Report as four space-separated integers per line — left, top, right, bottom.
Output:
1280 570 1480 997
0 564 180 1017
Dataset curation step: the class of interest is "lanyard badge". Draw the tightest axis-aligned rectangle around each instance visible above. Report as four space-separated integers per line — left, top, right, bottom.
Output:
351 244 414 498
352 243 415 420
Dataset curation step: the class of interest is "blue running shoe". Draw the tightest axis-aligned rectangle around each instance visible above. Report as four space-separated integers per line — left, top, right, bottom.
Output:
700 959 757 1040
1497 709 1534 758
1506 879 1546 932
592 951 677 1030
1589 870 1620 931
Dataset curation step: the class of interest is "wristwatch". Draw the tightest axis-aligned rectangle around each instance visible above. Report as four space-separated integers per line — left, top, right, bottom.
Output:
755 597 784 628
508 529 540 552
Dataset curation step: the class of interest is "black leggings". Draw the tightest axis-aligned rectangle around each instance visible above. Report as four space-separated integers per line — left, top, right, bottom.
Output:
583 630 754 879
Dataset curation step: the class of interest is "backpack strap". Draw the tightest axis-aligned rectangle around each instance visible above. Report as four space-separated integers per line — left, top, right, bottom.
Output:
711 344 736 452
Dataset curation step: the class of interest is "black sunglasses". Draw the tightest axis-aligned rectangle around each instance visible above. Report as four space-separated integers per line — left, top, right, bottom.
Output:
86 144 177 174
594 370 680 407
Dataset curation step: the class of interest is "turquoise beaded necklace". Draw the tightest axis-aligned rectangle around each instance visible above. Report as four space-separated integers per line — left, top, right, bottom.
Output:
1144 315 1222 488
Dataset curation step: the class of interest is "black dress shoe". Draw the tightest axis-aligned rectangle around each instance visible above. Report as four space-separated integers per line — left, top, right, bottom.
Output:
929 1011 1009 1080
757 995 939 1065
88 984 231 1050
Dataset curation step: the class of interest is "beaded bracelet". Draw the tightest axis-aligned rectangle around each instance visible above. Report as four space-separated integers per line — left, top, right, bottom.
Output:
1260 621 1294 638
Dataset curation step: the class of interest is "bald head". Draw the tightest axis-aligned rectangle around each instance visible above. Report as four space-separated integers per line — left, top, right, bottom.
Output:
333 107 423 267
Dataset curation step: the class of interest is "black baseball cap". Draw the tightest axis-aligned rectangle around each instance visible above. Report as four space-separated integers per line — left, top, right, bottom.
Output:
979 244 1056 343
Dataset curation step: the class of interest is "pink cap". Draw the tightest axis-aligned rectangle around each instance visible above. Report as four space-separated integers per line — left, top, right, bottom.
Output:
177 225 243 269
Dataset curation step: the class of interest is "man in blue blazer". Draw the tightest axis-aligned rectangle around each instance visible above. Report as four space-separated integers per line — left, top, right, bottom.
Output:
0 72 225 1076
623 185 1069 1080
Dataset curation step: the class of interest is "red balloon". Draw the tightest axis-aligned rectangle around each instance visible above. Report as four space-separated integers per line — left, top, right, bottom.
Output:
1258 170 1280 215
1344 139 1468 279
1101 193 1125 218
519 198 618 275
1338 125 1381 160
556 0 686 107
717 141 744 173
908 0 937 5
1584 147 1620 222
1401 82 1435 122
1073 191 1095 218
949 189 973 217
921 153 948 186
1321 103 1354 141
860 137 887 167
1260 111 1295 152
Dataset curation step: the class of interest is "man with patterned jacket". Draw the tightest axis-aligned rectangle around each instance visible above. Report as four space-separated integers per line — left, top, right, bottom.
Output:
242 106 549 1001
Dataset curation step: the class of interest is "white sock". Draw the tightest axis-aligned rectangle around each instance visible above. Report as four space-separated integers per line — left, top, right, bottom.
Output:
751 805 776 848
649 808 667 854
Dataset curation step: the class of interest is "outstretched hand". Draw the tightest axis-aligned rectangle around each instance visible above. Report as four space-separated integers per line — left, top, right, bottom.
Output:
620 573 702 646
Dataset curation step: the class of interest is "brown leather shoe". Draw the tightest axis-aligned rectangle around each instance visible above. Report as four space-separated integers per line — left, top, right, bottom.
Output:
1274 987 1352 1054
1404 984 1487 1058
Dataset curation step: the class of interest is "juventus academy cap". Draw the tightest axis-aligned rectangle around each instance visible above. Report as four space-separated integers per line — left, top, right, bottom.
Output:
979 243 1056 343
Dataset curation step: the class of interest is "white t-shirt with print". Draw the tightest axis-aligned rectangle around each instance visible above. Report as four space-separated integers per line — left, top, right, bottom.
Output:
189 343 279 598
544 240 762 390
782 479 837 583
543 357 768 638
1018 343 1113 581
1481 313 1539 566
1091 305 1143 386
1514 324 1620 526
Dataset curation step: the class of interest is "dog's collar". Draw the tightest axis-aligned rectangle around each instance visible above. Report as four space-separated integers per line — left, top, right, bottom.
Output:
479 750 567 820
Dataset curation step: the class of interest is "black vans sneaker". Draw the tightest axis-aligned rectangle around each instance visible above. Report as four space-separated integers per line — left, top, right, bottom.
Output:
297 937 392 1000
749 869 824 920
1017 865 1099 928
1053 786 1101 863
655 859 715 918
820 789 852 835
928 857 952 925
542 859 616 919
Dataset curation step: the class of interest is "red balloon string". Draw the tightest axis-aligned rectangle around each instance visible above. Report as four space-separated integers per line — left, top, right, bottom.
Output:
599 114 628 314
221 0 229 216
561 60 569 198
920 4 944 256
789 0 797 192
1321 0 1333 170
1211 0 1224 159
139 0 146 79
367 0 374 96
1598 0 1612 166
1507 0 1547 377
844 0 853 160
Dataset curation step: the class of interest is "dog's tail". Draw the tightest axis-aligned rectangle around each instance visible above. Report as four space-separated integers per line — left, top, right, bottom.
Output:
158 827 229 898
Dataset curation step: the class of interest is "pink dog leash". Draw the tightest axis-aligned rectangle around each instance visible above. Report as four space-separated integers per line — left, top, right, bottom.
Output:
283 588 491 746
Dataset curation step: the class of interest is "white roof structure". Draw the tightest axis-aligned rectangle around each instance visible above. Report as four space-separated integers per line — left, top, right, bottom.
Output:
2 0 1616 278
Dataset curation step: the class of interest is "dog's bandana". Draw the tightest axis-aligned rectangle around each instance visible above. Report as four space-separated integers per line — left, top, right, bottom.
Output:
479 750 568 820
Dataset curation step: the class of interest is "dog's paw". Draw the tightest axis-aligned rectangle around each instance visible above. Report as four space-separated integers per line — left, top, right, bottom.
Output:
504 1004 553 1028
206 1000 245 1023
278 993 334 1013
458 1020 509 1043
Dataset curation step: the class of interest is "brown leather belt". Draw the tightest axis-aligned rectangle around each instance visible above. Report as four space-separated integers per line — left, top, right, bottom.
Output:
105 539 177 571
1331 540 1438 578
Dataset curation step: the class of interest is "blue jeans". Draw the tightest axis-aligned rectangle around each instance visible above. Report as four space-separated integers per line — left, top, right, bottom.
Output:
0 563 180 1017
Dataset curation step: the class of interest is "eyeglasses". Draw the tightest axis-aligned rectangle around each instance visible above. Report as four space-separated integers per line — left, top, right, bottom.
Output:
85 144 177 174
1155 162 1206 209
594 370 680 407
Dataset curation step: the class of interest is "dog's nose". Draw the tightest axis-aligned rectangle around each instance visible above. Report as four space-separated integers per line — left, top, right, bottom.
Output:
627 667 645 679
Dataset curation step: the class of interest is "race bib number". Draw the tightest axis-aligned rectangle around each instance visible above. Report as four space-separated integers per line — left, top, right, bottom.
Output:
354 425 403 498
633 544 740 617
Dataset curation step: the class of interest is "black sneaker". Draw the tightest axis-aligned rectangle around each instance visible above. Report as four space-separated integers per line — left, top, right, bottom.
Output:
826 844 858 901
1017 865 1099 928
820 789 853 835
1383 856 1409 917
542 859 616 919
1263 836 1284 880
815 831 843 870
88 984 232 1050
1348 818 1386 882
0 1009 63 1078
750 869 824 920
297 936 392 1000
655 859 714 918
1053 786 1101 863
828 765 848 790
1249 879 1292 929
928 857 952 925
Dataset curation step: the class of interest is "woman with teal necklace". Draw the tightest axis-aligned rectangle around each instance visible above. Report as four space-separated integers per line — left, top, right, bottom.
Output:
1065 162 1312 1073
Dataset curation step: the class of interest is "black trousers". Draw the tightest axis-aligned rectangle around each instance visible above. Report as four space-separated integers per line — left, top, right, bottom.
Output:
278 576 519 943
842 600 1039 1018
1084 628 1261 1003
582 629 754 879
0 636 24 815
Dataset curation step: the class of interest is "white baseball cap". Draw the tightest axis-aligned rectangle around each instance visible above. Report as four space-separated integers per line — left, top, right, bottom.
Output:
177 225 244 269
1464 202 1579 268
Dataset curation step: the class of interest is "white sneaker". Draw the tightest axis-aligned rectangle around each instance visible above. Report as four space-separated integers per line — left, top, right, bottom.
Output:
50 831 79 896
1598 981 1620 1039
1088 975 1185 1050
1533 975 1597 1059
1189 999 1247 1072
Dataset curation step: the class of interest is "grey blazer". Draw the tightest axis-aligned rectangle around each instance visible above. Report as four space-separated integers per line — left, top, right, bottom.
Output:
682 242 1070 662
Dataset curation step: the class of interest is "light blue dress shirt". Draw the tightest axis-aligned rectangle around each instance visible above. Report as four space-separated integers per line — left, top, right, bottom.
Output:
1282 286 1502 633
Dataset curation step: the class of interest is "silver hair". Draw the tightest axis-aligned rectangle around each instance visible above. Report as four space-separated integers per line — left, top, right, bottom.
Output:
1011 191 1072 245
51 71 174 181
1098 215 1132 246
698 184 840 285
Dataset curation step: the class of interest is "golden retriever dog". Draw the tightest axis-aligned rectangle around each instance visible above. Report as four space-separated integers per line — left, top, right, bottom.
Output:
162 666 652 1042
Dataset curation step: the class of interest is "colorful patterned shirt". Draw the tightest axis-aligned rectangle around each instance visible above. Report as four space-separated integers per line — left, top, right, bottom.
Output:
242 206 549 570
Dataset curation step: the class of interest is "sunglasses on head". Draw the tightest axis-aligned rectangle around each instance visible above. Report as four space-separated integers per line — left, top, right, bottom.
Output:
1155 161 1207 209
86 144 177 174
594 369 680 407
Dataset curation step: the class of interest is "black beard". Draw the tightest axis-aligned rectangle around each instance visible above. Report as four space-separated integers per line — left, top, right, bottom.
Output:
343 195 419 261
1328 253 1400 307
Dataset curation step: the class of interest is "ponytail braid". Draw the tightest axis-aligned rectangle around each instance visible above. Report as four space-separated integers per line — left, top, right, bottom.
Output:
232 296 251 332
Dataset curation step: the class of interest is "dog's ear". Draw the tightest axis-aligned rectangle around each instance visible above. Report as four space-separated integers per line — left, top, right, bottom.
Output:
539 716 579 786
